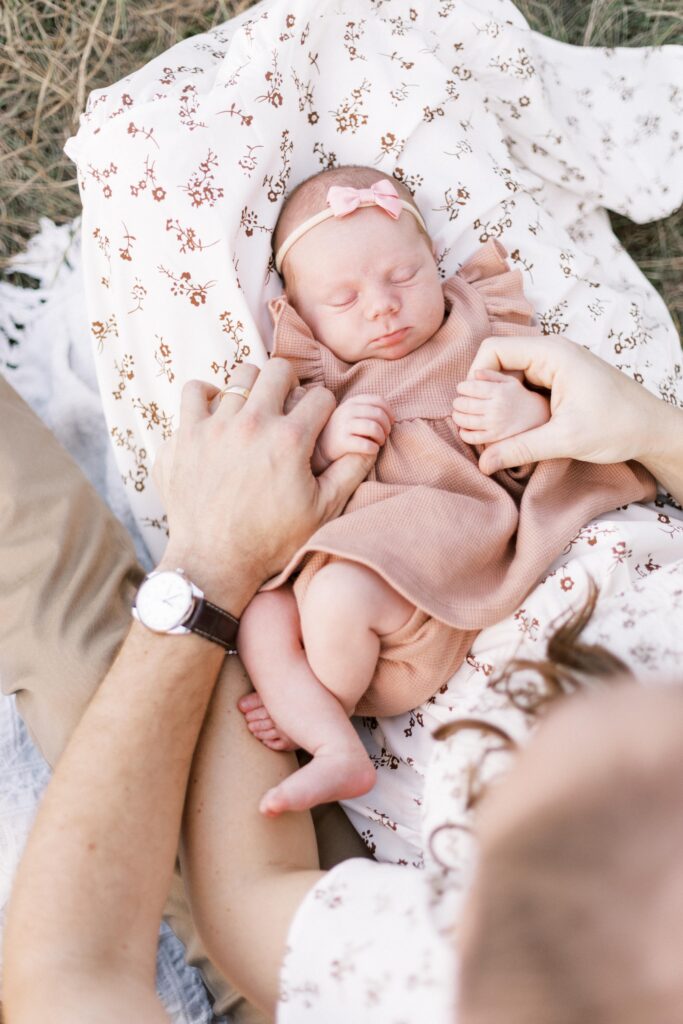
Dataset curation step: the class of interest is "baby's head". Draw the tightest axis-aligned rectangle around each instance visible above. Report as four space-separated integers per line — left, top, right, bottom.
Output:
273 165 445 362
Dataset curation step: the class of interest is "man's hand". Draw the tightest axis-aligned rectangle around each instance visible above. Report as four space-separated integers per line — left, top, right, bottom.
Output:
312 393 393 472
154 361 376 613
452 369 550 446
465 335 674 477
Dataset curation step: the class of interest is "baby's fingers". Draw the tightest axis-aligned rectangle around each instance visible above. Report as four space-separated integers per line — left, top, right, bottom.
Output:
350 417 388 445
455 378 497 399
452 395 487 416
458 426 497 445
452 408 486 430
348 403 393 437
347 436 381 456
351 393 394 419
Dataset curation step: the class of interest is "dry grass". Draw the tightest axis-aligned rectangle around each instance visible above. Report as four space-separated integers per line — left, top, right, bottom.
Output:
515 0 683 335
0 0 681 332
0 0 252 264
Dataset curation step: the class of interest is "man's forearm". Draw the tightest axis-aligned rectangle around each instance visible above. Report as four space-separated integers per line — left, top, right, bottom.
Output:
3 621 227 1019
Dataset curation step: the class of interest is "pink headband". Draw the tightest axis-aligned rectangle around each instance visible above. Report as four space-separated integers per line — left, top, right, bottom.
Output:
274 179 428 274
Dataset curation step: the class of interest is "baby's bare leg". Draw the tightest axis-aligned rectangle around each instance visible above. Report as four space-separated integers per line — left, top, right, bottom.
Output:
237 568 413 816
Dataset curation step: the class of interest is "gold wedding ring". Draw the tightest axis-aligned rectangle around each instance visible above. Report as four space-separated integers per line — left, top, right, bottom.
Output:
219 385 251 402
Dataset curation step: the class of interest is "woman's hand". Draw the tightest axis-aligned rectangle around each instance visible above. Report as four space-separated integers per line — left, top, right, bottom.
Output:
466 335 683 500
312 393 393 472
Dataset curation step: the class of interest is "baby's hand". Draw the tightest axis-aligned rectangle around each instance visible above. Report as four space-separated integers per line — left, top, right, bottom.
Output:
451 369 550 446
313 393 393 472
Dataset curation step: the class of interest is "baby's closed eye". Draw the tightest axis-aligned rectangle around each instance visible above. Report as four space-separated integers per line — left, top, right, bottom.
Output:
327 292 357 308
391 267 418 284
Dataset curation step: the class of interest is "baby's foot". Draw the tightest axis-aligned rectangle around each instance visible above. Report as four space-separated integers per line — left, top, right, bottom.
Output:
237 691 298 751
259 744 376 817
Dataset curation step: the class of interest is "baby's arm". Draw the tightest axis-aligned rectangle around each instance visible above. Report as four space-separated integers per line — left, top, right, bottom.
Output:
451 368 550 446
313 393 393 473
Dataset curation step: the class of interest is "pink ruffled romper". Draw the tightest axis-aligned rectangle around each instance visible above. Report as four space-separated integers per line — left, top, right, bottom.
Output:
266 240 655 716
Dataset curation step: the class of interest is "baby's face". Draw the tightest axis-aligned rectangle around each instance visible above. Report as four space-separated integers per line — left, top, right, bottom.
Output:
283 207 445 362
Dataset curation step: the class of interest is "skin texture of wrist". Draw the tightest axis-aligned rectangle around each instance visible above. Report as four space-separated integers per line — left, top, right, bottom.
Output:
634 392 683 505
155 549 259 619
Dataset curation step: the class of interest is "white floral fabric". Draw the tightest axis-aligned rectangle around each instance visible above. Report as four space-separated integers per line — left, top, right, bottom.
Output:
65 0 683 559
280 502 683 1023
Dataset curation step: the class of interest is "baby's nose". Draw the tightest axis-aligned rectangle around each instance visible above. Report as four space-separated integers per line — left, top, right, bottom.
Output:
364 286 400 319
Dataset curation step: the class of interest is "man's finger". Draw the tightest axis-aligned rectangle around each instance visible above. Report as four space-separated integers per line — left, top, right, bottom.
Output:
287 384 337 444
211 363 260 417
179 379 221 426
478 422 560 475
246 357 299 414
316 451 375 521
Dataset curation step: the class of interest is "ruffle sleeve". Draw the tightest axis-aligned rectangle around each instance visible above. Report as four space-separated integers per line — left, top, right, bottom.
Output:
268 295 325 387
454 239 540 336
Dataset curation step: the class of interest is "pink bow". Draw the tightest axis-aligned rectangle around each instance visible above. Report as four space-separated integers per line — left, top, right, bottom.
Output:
326 180 403 220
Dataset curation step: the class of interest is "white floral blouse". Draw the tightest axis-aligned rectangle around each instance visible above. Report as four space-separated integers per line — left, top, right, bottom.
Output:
279 504 683 1022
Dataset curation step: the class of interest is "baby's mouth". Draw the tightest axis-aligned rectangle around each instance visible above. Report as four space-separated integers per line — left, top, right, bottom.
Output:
371 327 409 347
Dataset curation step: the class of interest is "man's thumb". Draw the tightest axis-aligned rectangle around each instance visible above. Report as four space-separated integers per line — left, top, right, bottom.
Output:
317 451 375 519
478 424 556 475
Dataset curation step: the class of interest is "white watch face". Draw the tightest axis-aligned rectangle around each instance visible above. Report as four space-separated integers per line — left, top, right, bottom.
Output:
135 571 195 632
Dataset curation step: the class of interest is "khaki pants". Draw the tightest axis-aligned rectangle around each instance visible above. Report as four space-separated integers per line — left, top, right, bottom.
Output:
0 376 368 1020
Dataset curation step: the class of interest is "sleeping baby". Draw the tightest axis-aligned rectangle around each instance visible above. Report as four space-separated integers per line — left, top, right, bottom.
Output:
236 165 654 817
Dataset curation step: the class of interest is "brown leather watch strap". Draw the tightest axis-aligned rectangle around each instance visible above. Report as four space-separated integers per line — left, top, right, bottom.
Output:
184 598 239 652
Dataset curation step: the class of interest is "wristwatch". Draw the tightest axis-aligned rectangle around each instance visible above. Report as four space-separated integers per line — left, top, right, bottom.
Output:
132 568 239 652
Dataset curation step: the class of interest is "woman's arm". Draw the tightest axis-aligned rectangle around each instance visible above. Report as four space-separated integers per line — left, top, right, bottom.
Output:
3 360 373 1023
181 656 324 1017
465 335 683 505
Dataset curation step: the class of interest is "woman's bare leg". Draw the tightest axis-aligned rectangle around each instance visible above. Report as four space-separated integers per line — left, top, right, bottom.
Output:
180 656 324 1020
237 567 413 815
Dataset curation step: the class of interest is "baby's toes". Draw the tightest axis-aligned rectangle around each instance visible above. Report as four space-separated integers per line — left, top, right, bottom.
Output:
245 705 271 724
250 715 277 734
264 737 294 752
238 691 264 713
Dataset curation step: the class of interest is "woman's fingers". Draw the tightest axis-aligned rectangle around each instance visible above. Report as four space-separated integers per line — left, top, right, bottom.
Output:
473 368 511 383
477 421 560 475
455 379 496 399
468 335 554 388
